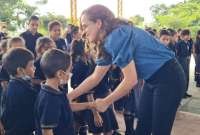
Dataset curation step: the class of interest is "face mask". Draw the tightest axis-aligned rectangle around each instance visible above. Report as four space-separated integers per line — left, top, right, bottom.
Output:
21 75 32 82
59 79 67 85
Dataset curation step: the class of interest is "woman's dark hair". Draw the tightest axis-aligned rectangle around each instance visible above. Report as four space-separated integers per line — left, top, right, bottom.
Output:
80 4 129 58
40 49 71 78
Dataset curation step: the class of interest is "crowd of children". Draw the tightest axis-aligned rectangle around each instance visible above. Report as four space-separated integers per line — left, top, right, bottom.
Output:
0 14 199 135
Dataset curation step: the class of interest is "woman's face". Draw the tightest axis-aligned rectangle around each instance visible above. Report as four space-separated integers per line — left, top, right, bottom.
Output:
81 14 101 43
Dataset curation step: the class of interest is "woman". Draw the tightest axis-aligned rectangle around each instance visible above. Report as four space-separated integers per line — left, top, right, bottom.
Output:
68 5 186 135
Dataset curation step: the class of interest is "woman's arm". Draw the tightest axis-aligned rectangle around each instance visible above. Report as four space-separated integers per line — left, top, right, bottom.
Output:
68 65 110 101
95 60 138 112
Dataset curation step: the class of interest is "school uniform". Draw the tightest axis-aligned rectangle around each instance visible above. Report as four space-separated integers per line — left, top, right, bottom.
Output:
96 25 186 135
65 33 72 51
168 42 176 55
71 57 90 134
20 30 43 55
35 84 75 135
108 67 125 111
34 57 45 90
0 66 10 116
176 40 190 93
54 38 67 51
85 61 119 134
1 77 38 135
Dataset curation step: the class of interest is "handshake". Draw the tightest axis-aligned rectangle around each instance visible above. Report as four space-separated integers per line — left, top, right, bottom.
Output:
87 98 109 112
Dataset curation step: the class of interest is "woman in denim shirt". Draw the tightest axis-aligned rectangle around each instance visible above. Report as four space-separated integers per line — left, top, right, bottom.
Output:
68 4 186 135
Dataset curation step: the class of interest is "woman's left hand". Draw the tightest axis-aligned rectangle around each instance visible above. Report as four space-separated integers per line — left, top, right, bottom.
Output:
95 98 109 112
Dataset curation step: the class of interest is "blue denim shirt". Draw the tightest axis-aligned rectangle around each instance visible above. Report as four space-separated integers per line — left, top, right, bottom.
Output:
96 25 175 80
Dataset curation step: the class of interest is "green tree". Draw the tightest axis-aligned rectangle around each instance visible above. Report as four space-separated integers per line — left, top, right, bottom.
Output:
150 1 200 37
129 15 144 27
39 13 70 35
0 0 39 31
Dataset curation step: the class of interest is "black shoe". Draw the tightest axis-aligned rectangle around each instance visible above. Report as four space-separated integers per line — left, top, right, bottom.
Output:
196 83 200 87
184 93 192 98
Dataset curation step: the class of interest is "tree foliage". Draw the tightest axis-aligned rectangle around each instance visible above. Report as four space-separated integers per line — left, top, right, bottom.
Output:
150 0 200 36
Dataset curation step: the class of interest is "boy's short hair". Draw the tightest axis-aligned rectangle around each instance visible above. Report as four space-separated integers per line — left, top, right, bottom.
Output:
2 48 34 76
7 37 25 48
35 37 54 55
181 29 190 36
48 20 62 31
159 29 170 37
41 49 71 78
28 15 39 23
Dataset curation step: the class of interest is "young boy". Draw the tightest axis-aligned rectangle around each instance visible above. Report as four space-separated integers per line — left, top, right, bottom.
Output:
35 49 94 135
1 48 37 135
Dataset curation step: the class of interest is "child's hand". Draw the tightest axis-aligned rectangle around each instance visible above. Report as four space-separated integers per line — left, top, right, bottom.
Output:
94 113 103 127
95 98 109 112
88 102 96 109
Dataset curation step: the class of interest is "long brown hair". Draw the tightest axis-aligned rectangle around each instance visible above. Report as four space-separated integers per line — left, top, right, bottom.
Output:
80 4 129 58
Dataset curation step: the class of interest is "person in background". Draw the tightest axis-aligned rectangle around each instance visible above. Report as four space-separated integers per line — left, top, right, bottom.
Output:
20 15 43 55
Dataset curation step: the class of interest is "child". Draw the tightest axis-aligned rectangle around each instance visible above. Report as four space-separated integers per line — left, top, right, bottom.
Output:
85 58 119 135
123 80 144 135
71 40 90 135
108 65 124 112
35 49 94 135
176 29 192 98
33 37 56 89
48 20 67 51
1 48 37 135
0 37 26 116
159 29 171 47
167 28 178 54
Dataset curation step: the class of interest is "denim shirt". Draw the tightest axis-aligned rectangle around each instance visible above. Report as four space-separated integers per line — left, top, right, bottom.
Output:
96 25 175 80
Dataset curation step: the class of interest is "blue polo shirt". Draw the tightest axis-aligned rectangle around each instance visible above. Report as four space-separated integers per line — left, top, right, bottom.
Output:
35 84 75 135
96 25 175 80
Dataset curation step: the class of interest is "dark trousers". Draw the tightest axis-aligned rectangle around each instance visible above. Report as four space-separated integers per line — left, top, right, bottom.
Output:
177 57 189 92
135 59 186 135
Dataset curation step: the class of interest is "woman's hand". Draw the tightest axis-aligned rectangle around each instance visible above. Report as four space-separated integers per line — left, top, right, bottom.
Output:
95 98 110 112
